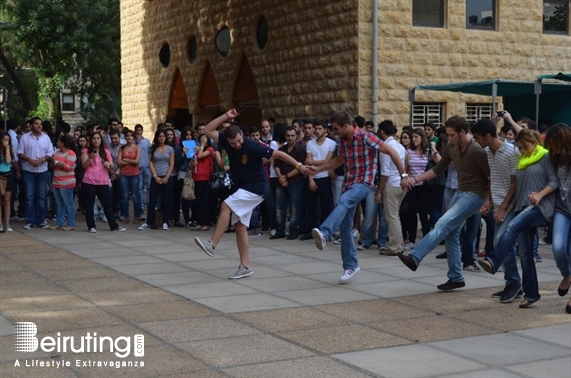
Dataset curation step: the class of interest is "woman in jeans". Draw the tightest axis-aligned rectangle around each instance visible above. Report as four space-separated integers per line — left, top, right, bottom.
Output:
118 129 141 224
166 127 185 227
479 129 558 308
81 131 126 233
544 124 571 313
191 134 214 231
51 135 77 230
138 129 174 230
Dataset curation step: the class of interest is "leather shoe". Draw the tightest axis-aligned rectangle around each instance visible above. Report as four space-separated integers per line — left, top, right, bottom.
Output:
397 252 417 272
478 258 496 275
299 234 313 241
269 234 285 240
286 234 299 240
557 279 571 297
519 299 537 308
437 279 465 291
435 252 447 259
566 304 571 314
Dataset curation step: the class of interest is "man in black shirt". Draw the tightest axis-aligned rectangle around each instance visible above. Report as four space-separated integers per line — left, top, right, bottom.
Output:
195 109 309 279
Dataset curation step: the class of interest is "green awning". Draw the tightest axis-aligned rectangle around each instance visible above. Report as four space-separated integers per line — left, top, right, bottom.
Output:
413 78 571 97
538 72 571 83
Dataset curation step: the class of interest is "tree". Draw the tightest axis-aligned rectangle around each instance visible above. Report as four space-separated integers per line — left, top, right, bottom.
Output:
0 0 120 122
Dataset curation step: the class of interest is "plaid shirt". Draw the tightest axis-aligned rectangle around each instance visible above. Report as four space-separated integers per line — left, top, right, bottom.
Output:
338 127 384 192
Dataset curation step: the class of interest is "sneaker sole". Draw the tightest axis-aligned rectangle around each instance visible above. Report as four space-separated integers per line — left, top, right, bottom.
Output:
311 228 324 250
228 271 253 279
500 287 523 303
194 237 214 257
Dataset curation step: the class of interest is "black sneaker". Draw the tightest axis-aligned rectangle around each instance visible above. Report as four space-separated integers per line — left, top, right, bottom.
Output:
500 285 523 303
492 288 523 299
435 252 447 259
437 279 465 291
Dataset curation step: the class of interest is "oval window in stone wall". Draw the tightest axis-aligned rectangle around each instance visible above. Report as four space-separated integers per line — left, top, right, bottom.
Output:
188 36 197 63
159 43 170 68
256 16 268 50
215 26 231 57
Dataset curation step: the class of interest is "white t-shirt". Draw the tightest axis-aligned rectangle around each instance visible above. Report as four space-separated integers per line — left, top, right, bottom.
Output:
306 138 336 179
380 136 406 187
269 140 279 178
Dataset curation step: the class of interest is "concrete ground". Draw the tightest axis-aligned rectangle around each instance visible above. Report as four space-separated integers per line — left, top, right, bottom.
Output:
1 220 570 377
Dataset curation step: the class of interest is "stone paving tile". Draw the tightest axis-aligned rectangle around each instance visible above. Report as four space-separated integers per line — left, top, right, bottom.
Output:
163 281 257 299
79 287 182 307
56 276 150 293
274 261 345 275
204 266 293 280
394 291 498 314
505 357 571 378
440 369 522 378
135 271 220 287
413 274 505 290
276 287 376 305
193 293 301 313
180 258 245 271
1 294 94 313
5 307 124 332
370 315 496 343
178 334 314 368
349 279 437 298
372 264 449 279
0 262 28 273
18 258 98 271
40 266 122 281
237 276 329 292
223 356 373 378
334 344 486 378
0 359 77 377
430 333 570 366
278 324 409 354
514 323 571 348
71 248 143 259
315 298 432 323
231 307 349 333
138 317 260 343
111 262 191 276
0 335 51 362
105 301 216 323
91 255 166 267
308 269 397 285
5 251 76 262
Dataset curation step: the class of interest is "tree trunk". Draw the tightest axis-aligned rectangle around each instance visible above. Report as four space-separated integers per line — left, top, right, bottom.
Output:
0 45 33 111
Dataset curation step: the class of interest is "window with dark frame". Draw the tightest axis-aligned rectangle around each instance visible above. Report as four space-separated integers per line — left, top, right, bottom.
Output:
466 0 495 29
412 103 445 127
256 16 268 50
159 43 170 68
187 36 197 63
62 94 75 112
413 0 444 27
543 0 569 34
215 26 231 57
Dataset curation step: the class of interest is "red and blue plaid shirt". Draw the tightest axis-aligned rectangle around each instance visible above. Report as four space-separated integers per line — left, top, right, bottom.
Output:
338 127 384 192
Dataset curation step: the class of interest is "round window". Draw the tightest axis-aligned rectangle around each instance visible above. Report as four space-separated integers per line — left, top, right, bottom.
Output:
215 26 231 57
256 16 268 50
188 36 197 63
159 43 170 68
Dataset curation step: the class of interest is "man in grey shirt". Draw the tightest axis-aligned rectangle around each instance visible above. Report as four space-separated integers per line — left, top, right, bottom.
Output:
399 115 490 291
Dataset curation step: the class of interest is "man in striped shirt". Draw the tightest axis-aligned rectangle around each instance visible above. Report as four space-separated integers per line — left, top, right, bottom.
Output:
309 110 408 283
471 120 522 303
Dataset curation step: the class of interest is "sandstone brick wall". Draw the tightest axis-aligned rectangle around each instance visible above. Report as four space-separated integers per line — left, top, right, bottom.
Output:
121 0 571 134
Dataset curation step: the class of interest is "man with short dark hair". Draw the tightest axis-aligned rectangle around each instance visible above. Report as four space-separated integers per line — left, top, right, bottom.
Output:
399 115 490 291
18 117 54 229
260 120 273 144
309 110 408 283
135 124 151 219
424 122 438 144
195 110 309 279
108 130 124 218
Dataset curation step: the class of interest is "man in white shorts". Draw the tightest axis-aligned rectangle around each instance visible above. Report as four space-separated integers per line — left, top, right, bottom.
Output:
195 109 309 279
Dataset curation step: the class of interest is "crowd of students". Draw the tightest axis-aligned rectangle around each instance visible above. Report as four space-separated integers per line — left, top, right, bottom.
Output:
1 110 570 312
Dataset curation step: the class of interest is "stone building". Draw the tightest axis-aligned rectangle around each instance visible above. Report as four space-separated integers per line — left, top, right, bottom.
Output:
120 0 571 133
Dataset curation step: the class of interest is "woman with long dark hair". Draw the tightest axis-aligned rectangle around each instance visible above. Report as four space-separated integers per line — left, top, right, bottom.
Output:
191 133 214 231
117 129 141 224
479 129 558 308
178 126 195 227
81 131 126 232
51 135 77 230
166 127 185 227
544 124 571 313
138 129 174 230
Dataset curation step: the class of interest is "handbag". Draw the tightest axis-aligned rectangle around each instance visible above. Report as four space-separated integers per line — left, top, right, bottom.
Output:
150 209 163 229
424 150 446 190
181 177 195 201
209 171 232 191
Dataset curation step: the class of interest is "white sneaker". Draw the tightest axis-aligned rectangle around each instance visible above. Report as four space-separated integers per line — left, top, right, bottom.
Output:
24 223 33 230
339 267 361 283
0 226 3 232
5 226 13 232
138 223 149 230
351 228 359 238
404 242 416 251
195 237 215 257
39 223 50 229
89 228 97 233
311 228 326 250
228 265 253 279
115 227 126 232
162 223 169 230
333 237 341 245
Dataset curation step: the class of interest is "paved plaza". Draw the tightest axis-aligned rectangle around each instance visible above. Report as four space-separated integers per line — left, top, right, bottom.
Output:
1 221 570 377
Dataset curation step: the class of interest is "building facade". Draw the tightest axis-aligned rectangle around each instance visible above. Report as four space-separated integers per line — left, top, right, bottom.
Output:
120 0 571 132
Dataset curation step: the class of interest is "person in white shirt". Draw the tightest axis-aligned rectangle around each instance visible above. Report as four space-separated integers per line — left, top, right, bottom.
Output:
300 121 337 240
375 120 407 255
17 117 54 229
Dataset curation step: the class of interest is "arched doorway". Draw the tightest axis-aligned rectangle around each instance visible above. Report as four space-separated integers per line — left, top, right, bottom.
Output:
199 62 222 122
233 56 261 127
168 69 192 129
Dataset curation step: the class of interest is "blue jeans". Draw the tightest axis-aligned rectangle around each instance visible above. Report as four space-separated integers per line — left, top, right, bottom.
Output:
120 175 141 219
53 187 76 228
319 183 373 270
275 181 303 237
23 170 48 225
362 191 388 247
486 206 546 301
411 191 485 283
139 166 151 209
552 211 571 278
493 210 521 288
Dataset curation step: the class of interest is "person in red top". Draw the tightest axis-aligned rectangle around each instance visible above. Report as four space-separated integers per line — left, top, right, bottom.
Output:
118 129 141 224
191 134 214 231
51 135 77 230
